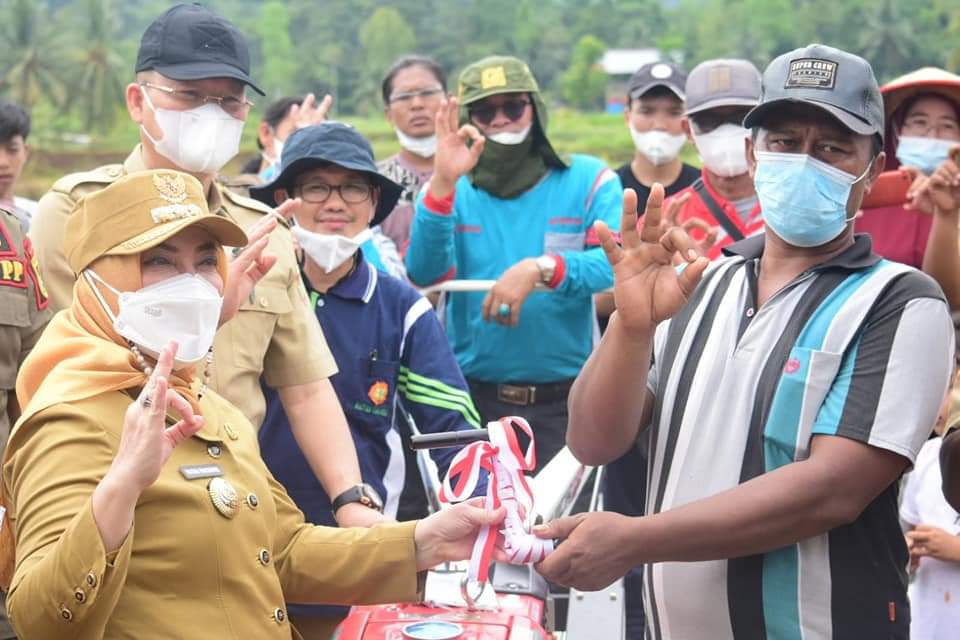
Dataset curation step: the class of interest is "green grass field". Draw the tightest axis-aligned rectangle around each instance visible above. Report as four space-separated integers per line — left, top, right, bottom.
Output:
18 110 700 199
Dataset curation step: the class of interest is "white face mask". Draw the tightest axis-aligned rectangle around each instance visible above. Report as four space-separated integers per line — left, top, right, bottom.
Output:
629 127 687 165
293 225 373 273
265 135 285 165
487 124 532 145
85 270 223 368
140 87 245 174
693 124 751 177
396 129 437 158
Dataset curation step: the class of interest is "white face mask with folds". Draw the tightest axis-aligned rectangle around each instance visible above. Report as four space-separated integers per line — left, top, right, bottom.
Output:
693 123 752 177
85 270 223 368
293 224 373 273
629 127 687 166
396 129 437 158
140 86 245 174
487 124 532 145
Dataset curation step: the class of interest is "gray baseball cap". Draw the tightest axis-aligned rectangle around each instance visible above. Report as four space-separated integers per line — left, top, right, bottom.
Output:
743 44 884 143
685 59 761 116
628 61 687 101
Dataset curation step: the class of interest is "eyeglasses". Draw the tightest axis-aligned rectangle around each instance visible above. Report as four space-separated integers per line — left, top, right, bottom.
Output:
296 182 374 204
389 86 444 105
140 82 254 118
468 99 531 126
901 115 960 138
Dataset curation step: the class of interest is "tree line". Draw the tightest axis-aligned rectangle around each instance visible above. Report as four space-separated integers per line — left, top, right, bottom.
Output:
2 0 957 138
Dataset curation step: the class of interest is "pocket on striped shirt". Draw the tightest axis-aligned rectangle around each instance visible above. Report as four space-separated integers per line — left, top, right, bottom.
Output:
763 347 843 466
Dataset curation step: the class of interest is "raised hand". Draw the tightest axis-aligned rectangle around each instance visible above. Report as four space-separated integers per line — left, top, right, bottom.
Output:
112 342 205 493
289 93 334 129
220 213 281 326
906 151 960 216
429 97 485 198
595 186 710 336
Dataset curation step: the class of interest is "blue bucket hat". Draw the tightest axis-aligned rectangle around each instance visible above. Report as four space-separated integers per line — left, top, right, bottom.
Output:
250 122 402 226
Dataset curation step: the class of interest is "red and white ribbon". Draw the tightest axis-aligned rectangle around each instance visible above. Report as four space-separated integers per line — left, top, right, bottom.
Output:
440 417 554 583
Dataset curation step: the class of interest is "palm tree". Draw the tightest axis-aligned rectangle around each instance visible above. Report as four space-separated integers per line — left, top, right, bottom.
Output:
858 0 918 81
0 0 68 107
69 0 126 132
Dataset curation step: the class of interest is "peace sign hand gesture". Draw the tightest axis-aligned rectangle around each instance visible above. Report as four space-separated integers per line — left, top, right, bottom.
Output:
112 342 206 493
429 97 485 198
595 185 710 336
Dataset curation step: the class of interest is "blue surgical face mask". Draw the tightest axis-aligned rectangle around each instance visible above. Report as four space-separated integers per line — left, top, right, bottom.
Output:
895 135 955 175
754 151 870 248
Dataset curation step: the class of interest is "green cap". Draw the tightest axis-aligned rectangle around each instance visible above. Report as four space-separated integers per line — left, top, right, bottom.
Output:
457 55 567 169
458 56 541 105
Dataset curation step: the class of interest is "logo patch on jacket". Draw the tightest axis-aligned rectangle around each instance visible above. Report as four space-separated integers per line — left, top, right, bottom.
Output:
368 381 390 406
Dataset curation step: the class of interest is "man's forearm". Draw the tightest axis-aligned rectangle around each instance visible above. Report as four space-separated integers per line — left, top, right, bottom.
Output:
625 439 906 564
567 311 654 465
922 210 960 310
278 379 362 500
942 428 960 512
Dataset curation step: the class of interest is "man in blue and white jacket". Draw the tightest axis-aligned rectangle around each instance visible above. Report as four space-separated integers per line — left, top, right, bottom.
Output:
252 122 485 637
406 55 622 469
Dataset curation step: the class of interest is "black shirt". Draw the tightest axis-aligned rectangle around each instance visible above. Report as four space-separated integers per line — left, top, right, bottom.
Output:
615 162 700 211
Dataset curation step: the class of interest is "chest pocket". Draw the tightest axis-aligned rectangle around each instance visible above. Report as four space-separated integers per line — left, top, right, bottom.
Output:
0 287 30 329
347 357 400 428
544 231 586 254
227 283 294 372
763 346 843 465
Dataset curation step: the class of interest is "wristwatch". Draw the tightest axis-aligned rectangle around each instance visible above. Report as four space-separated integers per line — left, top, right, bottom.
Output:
332 484 384 513
535 255 557 285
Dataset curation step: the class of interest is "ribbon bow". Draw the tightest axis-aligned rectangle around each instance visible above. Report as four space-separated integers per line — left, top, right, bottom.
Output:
440 417 554 582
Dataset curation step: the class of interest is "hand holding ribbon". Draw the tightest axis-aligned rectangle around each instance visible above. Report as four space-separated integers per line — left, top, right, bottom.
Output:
439 417 554 582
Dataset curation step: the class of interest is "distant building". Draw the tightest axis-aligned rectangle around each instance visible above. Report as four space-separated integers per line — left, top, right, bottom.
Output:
600 48 661 114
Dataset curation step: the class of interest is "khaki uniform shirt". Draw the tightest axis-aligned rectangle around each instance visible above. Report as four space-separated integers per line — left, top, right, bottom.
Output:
2 389 420 639
30 147 337 426
0 208 52 450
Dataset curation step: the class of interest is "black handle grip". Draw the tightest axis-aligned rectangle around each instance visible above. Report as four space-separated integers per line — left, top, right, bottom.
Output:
409 429 490 450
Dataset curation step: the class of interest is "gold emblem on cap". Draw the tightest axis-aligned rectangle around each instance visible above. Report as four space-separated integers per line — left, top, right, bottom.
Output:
208 477 240 519
480 66 507 90
151 172 202 224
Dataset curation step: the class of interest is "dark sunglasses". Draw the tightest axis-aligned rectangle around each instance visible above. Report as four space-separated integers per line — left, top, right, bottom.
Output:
468 99 531 126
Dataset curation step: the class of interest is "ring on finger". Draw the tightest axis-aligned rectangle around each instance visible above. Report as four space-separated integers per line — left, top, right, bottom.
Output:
497 303 511 318
142 393 153 408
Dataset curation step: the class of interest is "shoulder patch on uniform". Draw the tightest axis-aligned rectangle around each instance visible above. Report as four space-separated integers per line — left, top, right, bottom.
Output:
23 236 49 310
219 184 274 214
51 164 125 194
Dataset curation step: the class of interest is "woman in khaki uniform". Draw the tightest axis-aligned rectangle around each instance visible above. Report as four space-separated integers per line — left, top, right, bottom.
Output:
0 170 503 639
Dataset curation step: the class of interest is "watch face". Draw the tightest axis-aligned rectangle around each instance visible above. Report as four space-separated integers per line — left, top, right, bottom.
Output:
361 484 384 511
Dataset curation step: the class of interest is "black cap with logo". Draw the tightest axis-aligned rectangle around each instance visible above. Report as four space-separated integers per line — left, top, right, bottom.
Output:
743 43 884 143
135 3 264 96
628 61 687 101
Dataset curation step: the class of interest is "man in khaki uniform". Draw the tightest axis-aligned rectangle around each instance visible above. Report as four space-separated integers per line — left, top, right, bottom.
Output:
30 4 387 528
0 206 51 639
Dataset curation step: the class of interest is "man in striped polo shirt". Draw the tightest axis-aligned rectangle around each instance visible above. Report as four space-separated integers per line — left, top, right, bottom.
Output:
537 44 955 639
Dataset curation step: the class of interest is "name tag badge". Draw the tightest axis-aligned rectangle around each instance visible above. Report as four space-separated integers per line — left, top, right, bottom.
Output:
179 464 224 480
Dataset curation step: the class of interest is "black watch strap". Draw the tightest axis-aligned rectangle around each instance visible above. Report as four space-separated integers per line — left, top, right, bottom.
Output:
332 484 384 513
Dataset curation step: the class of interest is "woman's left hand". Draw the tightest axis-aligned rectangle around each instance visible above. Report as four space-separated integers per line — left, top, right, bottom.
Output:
413 499 507 570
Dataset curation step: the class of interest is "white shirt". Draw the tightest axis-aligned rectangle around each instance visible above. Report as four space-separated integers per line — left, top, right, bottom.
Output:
900 437 960 640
